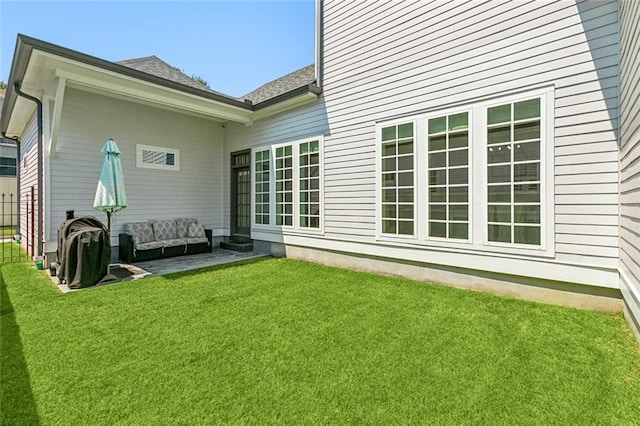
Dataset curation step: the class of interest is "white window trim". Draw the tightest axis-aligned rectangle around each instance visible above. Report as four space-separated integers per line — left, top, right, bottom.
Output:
251 135 325 235
421 107 474 244
252 147 272 228
136 144 180 171
375 86 555 258
375 119 418 240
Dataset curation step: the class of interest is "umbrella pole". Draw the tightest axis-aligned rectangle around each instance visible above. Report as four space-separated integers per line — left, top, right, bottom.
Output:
106 210 111 275
98 210 119 284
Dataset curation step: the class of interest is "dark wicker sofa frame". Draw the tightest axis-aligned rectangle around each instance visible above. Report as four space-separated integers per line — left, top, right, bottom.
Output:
118 229 213 263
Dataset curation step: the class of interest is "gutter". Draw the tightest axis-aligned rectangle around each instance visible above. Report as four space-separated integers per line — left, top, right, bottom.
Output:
13 82 43 257
315 0 323 88
253 83 323 110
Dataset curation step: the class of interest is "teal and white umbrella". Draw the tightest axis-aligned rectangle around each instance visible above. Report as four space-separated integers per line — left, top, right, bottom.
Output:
93 138 127 246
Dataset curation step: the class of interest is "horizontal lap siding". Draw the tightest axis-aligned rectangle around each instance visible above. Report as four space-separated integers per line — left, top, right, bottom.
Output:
51 88 224 246
322 0 619 272
18 115 39 252
619 0 640 328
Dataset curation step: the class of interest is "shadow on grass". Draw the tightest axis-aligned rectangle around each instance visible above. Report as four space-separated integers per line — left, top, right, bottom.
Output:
157 255 274 281
0 268 40 425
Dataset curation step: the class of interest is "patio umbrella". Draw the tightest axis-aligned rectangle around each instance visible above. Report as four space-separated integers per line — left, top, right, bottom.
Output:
93 138 127 275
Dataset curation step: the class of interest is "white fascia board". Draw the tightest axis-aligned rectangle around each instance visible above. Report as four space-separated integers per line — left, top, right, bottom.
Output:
55 68 253 124
34 50 252 124
250 92 319 123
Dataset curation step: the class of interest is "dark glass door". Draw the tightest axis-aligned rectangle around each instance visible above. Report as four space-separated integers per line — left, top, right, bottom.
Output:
231 151 251 236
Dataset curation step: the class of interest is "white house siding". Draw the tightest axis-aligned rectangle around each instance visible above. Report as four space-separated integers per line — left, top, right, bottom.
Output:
226 1 621 292
619 0 640 335
18 114 39 255
49 88 224 248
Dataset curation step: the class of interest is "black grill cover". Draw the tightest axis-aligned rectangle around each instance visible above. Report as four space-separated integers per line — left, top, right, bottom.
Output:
57 215 110 289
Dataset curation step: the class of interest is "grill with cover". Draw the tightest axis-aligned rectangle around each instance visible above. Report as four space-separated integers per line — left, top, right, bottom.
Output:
57 213 110 289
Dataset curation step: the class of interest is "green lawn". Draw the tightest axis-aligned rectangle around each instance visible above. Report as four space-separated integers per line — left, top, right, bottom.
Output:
0 226 17 237
2 257 639 424
0 240 27 265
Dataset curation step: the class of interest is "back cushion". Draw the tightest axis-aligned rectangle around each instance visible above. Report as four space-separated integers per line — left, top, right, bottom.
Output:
153 220 178 240
125 222 155 244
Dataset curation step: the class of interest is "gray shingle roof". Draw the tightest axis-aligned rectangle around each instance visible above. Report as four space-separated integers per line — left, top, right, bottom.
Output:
242 64 315 105
117 56 317 106
116 56 232 98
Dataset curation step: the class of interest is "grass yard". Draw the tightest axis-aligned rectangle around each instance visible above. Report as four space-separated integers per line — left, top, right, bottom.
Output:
2 256 640 424
0 226 17 237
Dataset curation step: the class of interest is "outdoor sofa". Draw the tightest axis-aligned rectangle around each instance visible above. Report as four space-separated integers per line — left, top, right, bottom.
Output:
119 218 212 263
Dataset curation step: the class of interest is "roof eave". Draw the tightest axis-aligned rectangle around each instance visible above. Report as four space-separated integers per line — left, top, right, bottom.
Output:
253 83 322 110
251 84 322 122
1 36 33 136
1 34 254 135
2 35 324 134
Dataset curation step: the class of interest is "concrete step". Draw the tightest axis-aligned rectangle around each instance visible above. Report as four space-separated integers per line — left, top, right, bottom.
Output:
220 240 254 252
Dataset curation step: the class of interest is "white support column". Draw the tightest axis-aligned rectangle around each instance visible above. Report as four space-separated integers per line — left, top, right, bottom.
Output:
48 76 66 159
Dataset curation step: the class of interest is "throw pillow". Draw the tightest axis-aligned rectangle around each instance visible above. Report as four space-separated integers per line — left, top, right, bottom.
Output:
187 222 206 238
176 218 197 238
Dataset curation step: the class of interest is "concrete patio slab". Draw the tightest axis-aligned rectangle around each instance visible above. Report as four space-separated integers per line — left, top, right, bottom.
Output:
53 249 270 293
132 249 269 276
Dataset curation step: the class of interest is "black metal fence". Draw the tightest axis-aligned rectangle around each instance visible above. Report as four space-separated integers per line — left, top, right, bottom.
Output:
1 191 29 263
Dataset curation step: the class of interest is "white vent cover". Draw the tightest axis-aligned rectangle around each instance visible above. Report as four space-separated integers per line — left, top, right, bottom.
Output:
136 144 180 171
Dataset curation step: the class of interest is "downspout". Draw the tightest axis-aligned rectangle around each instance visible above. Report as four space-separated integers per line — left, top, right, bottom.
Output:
315 0 323 88
13 82 44 257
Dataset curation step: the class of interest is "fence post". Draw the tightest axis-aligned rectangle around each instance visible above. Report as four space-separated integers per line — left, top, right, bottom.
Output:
31 186 35 260
2 193 4 263
10 193 14 261
25 193 29 257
